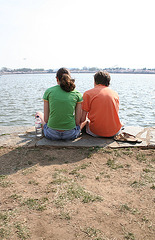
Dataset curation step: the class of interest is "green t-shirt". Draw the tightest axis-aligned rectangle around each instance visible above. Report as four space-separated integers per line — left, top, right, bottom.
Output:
43 85 83 130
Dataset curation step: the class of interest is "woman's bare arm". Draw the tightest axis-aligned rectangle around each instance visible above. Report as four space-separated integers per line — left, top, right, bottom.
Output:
75 103 82 126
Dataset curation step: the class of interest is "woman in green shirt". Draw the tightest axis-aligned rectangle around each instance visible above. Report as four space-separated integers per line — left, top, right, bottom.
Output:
36 68 83 140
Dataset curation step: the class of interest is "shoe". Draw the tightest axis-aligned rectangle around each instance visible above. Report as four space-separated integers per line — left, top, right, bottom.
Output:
114 132 142 143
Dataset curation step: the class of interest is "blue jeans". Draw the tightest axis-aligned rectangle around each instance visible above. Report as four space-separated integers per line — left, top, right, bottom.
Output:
43 124 81 141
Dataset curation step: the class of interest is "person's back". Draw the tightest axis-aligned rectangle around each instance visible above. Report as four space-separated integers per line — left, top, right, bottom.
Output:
81 71 122 137
44 84 82 130
37 68 83 141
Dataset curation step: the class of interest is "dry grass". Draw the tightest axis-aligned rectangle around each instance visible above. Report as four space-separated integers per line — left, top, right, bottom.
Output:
0 146 155 240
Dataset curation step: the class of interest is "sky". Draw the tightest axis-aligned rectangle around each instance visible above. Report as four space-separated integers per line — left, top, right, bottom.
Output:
0 0 155 70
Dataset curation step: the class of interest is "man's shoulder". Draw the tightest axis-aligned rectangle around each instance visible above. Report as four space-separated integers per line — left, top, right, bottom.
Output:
107 87 119 95
83 87 95 95
84 86 119 98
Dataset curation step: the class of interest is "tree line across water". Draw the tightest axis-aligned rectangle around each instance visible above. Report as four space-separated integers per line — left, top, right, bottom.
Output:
1 67 155 74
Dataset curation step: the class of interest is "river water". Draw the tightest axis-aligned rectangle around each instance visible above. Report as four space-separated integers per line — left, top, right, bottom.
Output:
0 73 155 127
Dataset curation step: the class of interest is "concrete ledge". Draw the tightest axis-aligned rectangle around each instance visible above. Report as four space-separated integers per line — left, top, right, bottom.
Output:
0 126 155 148
36 134 114 148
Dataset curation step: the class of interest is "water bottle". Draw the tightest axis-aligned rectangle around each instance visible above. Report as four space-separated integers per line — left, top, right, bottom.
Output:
35 115 42 137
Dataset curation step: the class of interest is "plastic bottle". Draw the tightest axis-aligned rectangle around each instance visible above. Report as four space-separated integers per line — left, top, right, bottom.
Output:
35 115 42 137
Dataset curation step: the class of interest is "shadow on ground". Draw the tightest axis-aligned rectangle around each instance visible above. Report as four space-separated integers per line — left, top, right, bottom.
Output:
0 146 95 176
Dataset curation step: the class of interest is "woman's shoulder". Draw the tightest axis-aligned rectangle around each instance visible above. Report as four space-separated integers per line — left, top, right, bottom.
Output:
45 85 59 93
72 88 82 94
71 89 83 101
43 85 59 100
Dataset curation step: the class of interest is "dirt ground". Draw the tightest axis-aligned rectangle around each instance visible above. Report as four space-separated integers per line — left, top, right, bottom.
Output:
0 146 155 240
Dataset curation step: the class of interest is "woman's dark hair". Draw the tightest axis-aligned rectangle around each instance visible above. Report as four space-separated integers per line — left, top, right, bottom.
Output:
56 67 71 80
94 71 110 86
59 74 75 92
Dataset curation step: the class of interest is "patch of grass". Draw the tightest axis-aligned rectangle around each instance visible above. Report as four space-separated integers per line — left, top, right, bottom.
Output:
130 180 145 188
54 183 103 207
0 209 17 226
9 194 22 200
1 181 13 188
16 146 23 151
150 184 155 190
0 175 12 188
0 212 8 222
142 174 154 184
124 232 135 240
51 176 70 185
131 208 139 215
1 133 11 136
52 169 69 183
69 162 91 179
54 168 68 173
22 197 48 211
0 210 21 239
28 179 39 185
120 204 139 215
15 222 30 240
47 156 57 162
54 199 65 208
104 174 110 178
114 149 121 157
106 159 115 168
69 169 85 179
0 146 5 149
27 160 33 165
151 157 155 162
22 198 38 209
80 162 91 169
106 158 123 170
22 166 37 175
125 164 131 168
0 227 8 239
136 152 146 162
142 216 149 223
45 184 57 194
69 169 79 176
67 184 103 203
0 175 6 180
95 175 100 181
69 162 91 175
122 148 133 156
82 227 103 239
120 204 130 212
59 211 71 220
143 168 151 173
87 147 101 158
99 171 110 178
102 148 113 153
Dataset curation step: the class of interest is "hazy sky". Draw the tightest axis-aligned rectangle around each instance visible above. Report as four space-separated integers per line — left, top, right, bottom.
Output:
0 0 155 69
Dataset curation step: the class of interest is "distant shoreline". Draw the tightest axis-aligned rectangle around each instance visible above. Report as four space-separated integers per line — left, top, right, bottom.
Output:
1 70 155 75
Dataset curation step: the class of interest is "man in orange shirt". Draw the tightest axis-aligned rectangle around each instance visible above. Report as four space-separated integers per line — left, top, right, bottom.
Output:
81 71 122 137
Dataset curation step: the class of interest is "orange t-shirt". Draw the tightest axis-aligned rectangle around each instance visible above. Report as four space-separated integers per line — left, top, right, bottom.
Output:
82 85 122 137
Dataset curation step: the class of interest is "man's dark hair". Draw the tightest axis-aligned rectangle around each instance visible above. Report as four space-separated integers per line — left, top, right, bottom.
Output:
94 71 111 86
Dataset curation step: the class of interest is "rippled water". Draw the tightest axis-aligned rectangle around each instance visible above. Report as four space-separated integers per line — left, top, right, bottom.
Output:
0 73 155 127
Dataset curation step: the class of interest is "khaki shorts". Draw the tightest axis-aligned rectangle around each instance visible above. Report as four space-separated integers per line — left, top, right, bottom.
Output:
86 122 121 138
